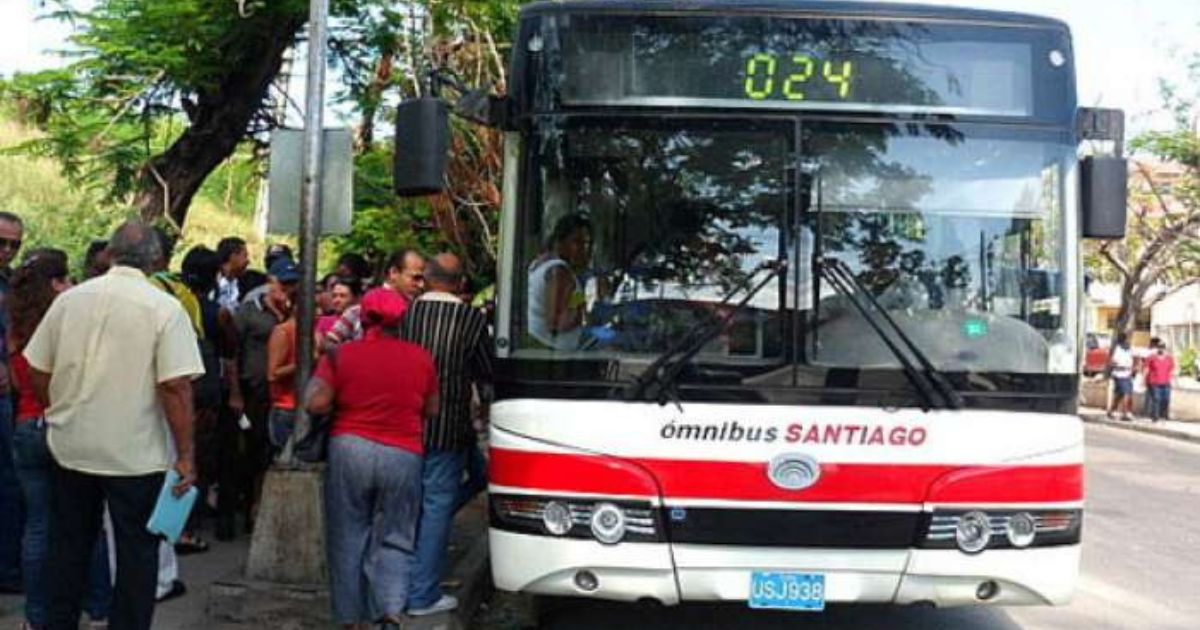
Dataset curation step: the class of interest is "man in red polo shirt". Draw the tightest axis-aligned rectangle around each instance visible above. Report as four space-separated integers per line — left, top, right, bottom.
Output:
1145 340 1176 422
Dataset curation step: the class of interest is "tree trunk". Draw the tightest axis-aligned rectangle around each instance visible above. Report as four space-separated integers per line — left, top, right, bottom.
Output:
135 16 306 226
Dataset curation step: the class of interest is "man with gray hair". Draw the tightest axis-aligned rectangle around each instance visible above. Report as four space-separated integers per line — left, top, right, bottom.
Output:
24 219 205 630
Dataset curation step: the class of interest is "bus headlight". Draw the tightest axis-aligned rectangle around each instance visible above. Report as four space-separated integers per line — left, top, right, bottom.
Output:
590 503 627 545
542 501 572 536
922 509 1080 552
491 494 661 542
1006 512 1037 548
955 511 992 554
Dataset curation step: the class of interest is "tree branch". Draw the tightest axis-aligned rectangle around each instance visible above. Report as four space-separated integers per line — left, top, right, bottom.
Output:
1100 241 1131 280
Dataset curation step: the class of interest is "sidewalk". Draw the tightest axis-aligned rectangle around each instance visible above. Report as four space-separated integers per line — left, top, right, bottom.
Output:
1079 406 1200 443
0 496 491 629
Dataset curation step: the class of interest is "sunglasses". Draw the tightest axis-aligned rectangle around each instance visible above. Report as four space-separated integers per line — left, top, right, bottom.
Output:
0 238 21 251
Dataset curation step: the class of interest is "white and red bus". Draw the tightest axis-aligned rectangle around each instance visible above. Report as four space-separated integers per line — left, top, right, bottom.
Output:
480 0 1125 613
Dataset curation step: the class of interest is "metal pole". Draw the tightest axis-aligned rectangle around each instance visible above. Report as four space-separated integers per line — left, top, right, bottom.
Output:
282 0 329 466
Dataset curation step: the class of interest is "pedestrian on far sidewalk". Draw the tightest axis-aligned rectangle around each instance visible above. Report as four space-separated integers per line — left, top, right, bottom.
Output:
1145 340 1176 423
401 253 493 617
24 220 204 630
1107 333 1135 422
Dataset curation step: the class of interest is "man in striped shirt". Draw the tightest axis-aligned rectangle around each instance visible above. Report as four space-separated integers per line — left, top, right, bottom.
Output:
401 252 492 616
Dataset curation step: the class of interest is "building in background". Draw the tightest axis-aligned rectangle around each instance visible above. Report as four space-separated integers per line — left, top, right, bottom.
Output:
1152 285 1200 353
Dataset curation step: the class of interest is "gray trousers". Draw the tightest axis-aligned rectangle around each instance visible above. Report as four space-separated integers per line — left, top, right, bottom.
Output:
325 435 423 623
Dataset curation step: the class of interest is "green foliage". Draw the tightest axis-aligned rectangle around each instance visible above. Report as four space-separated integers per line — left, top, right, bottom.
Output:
2 0 523 282
1180 346 1198 378
327 148 448 276
0 116 263 275
0 119 125 273
195 149 262 218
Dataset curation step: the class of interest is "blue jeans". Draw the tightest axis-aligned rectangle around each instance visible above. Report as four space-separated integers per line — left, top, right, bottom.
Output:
409 449 467 609
325 435 423 623
1149 385 1172 420
268 407 296 450
0 396 22 588
12 419 112 625
455 440 488 513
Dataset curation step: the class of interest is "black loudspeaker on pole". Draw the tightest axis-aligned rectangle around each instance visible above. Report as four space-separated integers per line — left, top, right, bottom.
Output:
394 97 450 197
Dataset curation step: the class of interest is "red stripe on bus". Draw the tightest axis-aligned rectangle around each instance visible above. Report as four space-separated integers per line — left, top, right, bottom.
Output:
489 448 1083 504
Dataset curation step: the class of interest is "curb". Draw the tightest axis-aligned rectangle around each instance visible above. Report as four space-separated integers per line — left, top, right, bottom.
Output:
1080 413 1200 444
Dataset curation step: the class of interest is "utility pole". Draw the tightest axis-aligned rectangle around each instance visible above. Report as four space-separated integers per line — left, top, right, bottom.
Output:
238 0 330 588
280 0 328 464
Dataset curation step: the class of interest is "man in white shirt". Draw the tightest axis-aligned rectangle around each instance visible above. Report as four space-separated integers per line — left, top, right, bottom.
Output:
1107 333 1135 421
214 236 249 312
25 220 204 630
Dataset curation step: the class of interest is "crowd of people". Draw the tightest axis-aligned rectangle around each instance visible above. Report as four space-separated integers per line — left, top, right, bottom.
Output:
0 214 494 630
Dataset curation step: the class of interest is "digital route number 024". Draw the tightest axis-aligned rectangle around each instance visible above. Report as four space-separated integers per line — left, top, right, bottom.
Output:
743 53 855 101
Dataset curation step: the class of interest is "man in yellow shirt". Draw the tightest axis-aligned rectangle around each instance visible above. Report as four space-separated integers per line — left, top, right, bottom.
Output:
24 220 204 630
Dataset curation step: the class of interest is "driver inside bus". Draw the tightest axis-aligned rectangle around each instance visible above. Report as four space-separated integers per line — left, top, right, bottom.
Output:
528 213 593 350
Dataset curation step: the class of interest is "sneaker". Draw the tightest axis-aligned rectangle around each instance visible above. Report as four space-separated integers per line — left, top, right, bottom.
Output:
407 594 458 617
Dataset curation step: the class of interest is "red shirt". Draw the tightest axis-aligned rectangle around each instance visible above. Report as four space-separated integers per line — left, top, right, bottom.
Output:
317 315 339 337
10 352 45 421
315 336 438 455
1146 353 1175 386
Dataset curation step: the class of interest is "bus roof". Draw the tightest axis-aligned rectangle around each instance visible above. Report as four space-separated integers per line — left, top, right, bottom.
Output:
519 1 1070 31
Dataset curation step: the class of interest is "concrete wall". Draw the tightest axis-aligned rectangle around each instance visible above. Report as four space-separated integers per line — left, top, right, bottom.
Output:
1080 377 1200 421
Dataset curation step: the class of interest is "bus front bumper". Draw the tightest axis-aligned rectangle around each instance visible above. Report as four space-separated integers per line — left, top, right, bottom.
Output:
490 529 1079 607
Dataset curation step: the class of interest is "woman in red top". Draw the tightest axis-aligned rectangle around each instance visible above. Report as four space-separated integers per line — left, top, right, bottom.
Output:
9 249 111 630
305 288 438 629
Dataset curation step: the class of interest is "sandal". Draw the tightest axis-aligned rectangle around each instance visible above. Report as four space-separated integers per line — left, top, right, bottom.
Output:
174 534 210 555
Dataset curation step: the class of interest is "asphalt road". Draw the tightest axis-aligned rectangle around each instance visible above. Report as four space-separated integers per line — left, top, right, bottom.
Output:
478 424 1200 630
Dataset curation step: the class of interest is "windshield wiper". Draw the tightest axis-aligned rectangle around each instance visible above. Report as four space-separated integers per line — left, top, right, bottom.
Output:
818 258 963 411
623 260 787 408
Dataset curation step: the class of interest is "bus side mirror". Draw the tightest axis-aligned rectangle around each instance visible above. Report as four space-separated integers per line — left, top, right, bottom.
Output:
394 98 450 197
1080 155 1127 239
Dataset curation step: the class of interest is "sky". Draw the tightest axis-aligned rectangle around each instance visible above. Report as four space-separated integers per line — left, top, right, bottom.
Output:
0 0 1198 134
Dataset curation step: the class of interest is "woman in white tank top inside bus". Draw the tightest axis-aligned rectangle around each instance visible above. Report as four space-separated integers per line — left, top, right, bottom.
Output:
528 214 593 351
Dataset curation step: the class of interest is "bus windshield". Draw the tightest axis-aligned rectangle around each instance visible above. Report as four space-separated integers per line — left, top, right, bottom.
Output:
511 116 1074 376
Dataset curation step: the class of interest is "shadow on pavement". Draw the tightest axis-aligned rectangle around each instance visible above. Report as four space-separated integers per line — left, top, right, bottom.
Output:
482 596 1024 630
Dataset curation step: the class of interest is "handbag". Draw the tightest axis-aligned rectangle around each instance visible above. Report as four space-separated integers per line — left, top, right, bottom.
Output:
294 348 337 464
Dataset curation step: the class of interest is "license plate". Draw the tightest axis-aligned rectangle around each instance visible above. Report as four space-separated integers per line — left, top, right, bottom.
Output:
748 571 826 611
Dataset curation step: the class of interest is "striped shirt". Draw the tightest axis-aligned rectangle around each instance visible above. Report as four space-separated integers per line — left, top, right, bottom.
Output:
401 291 493 451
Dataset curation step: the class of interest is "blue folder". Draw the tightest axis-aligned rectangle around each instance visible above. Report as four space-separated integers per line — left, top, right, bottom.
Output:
146 469 198 544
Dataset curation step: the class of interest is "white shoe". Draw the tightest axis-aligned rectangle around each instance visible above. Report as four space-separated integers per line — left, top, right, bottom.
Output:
408 594 459 617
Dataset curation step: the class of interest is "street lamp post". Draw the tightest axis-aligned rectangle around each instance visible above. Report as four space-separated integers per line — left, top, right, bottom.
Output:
280 0 328 465
240 0 330 586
